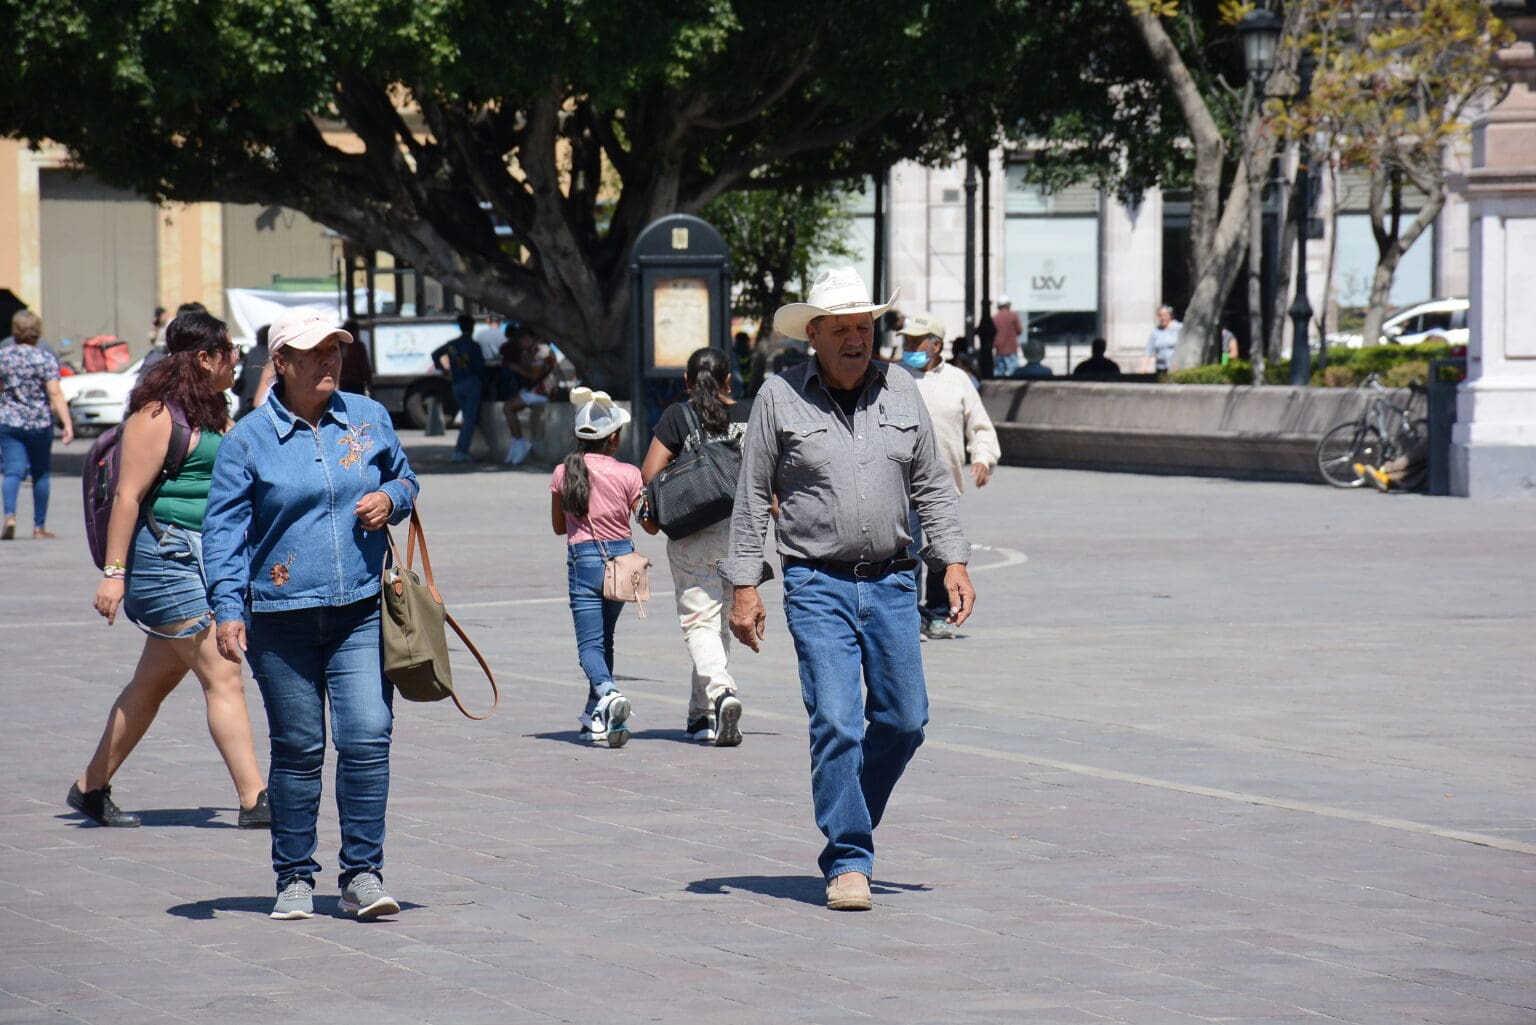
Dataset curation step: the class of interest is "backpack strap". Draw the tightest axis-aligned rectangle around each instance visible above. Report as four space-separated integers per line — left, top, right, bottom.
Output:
143 400 195 540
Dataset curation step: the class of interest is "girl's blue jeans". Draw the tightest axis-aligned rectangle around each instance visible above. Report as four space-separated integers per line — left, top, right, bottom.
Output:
566 539 631 716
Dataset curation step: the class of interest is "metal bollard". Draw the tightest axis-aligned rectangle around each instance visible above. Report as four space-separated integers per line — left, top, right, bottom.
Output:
424 397 445 437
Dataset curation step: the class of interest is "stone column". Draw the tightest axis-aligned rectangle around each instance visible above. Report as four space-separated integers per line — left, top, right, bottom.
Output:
1452 4 1536 496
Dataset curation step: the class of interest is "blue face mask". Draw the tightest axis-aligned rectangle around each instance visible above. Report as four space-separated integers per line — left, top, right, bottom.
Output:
902 349 931 370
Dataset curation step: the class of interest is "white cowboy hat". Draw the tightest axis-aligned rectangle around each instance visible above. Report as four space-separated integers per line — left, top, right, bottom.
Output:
570 387 631 439
772 267 899 342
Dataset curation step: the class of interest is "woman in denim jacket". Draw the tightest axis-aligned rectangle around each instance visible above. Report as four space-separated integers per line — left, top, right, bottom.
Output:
203 306 419 922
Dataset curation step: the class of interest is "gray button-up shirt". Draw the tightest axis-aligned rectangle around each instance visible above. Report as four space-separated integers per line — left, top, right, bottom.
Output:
720 358 969 586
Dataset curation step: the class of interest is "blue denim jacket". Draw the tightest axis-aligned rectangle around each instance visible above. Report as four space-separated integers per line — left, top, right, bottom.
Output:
203 387 418 625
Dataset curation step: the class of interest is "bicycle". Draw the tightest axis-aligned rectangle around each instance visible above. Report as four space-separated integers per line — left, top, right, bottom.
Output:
1315 374 1428 488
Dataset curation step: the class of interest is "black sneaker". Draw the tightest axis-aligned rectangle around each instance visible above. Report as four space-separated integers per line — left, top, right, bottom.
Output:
684 716 716 743
713 693 743 748
67 782 141 827
238 789 271 830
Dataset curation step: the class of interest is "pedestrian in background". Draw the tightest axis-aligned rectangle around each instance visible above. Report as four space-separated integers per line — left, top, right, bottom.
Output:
1146 304 1182 373
204 306 419 922
0 309 73 540
723 267 975 912
432 313 485 463
990 295 1024 378
235 323 271 419
897 312 998 641
337 319 373 396
639 347 748 747
551 388 648 748
75 310 268 830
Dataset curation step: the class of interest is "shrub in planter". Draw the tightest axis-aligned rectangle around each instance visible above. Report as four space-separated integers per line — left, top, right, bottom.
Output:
1382 360 1431 388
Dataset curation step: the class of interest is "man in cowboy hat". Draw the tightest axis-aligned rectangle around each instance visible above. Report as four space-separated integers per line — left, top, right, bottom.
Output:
721 267 975 912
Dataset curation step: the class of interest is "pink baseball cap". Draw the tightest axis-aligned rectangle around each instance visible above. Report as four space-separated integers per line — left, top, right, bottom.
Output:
268 306 352 355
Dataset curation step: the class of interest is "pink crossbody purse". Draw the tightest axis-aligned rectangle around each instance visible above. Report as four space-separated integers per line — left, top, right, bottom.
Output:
596 539 651 618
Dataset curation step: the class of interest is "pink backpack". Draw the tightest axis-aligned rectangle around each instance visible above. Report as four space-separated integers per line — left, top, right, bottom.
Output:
82 402 192 568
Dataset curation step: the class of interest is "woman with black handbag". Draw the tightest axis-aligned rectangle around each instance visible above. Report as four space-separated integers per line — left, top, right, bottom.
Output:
639 347 751 747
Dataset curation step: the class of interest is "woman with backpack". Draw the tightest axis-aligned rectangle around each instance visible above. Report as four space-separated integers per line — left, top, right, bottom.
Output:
551 387 652 748
639 347 749 747
75 310 268 830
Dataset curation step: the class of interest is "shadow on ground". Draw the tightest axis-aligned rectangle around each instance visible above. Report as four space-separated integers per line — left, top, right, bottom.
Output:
59 807 232 829
167 896 424 920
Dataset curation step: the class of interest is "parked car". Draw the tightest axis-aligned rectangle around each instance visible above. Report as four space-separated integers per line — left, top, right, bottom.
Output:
1329 297 1469 349
64 345 246 434
62 358 144 434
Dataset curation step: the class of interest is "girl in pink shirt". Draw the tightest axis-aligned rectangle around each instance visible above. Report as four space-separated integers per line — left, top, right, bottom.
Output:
549 389 653 746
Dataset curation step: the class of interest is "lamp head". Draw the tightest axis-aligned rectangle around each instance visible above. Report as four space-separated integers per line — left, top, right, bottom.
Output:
1237 8 1282 86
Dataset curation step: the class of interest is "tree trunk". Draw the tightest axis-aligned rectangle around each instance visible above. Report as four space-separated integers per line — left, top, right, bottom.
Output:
1130 10 1278 371
1360 167 1444 348
1267 153 1298 363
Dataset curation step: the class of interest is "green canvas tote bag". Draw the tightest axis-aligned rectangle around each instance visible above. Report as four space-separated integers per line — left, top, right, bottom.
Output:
382 508 498 720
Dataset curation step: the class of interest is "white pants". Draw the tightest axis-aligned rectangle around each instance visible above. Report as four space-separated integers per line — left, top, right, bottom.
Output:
666 518 736 720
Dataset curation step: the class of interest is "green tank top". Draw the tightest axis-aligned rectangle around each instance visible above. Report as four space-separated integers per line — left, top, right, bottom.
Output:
150 429 222 531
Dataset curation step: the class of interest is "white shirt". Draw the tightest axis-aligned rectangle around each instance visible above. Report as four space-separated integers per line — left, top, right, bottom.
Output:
1146 321 1182 369
908 361 1001 492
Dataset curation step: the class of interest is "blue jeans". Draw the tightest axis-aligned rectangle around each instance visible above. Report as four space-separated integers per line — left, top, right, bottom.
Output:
452 378 482 456
247 598 393 891
782 562 929 880
567 539 630 716
993 352 1020 378
0 425 52 526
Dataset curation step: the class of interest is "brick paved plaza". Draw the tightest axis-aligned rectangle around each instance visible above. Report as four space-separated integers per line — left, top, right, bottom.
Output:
2 437 1533 1025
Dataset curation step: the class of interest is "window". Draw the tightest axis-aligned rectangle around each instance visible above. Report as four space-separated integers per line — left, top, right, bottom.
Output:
1003 166 1100 349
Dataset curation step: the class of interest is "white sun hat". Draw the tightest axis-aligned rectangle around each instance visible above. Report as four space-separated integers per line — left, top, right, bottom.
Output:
570 387 632 439
772 267 899 342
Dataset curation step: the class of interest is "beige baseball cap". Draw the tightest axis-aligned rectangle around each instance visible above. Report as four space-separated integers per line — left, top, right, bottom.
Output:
897 312 945 340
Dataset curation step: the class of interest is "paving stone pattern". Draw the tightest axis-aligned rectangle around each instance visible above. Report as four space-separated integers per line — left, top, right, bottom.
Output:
1 438 1533 1024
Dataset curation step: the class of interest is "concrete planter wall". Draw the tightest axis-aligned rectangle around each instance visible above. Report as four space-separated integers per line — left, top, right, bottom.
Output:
978 381 1423 483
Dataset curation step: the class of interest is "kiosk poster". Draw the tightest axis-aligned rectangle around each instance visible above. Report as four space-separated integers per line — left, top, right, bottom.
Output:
652 277 710 369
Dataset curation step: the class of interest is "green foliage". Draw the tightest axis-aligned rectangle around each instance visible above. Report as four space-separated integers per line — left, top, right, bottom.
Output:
0 0 1170 386
702 184 857 329
1172 339 1453 387
1166 361 1255 384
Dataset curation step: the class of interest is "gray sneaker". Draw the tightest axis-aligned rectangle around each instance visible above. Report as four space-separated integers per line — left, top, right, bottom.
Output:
340 872 400 918
270 878 314 920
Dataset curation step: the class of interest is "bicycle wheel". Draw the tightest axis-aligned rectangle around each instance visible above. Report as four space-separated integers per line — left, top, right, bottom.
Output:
1316 422 1383 488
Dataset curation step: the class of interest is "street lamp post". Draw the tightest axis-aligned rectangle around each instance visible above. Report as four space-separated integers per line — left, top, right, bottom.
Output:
1287 50 1315 387
1237 7 1316 387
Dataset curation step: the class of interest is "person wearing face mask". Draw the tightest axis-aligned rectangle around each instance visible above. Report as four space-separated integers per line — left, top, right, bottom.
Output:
897 313 999 642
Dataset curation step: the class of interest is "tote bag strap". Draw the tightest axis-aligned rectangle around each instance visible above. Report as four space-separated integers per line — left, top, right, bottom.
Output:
442 610 500 720
385 508 499 720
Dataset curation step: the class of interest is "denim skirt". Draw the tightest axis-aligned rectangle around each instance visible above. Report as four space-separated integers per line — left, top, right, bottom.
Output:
123 522 214 639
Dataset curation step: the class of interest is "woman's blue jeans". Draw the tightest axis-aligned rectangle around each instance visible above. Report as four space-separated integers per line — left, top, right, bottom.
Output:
247 598 393 891
452 378 482 456
567 539 630 716
782 562 929 881
0 425 52 526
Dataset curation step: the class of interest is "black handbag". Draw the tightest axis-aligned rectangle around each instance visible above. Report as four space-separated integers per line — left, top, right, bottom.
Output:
646 403 742 540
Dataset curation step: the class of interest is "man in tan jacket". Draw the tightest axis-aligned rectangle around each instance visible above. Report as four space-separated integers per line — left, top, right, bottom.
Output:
897 312 999 639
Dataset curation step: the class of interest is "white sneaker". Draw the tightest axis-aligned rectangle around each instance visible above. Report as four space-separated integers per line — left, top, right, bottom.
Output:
505 437 532 465
593 691 631 749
